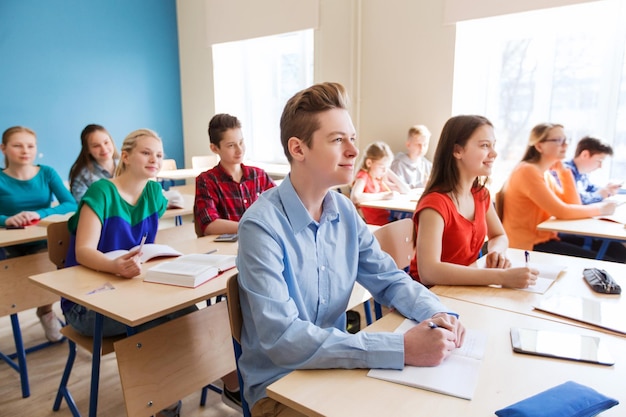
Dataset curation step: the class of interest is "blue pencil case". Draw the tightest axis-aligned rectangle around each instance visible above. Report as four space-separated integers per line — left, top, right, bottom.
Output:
495 381 618 417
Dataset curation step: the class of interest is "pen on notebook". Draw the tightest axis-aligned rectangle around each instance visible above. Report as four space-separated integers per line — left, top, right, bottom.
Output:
524 250 530 267
138 233 148 254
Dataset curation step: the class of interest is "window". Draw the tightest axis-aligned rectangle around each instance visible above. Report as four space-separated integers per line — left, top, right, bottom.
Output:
453 0 626 191
212 29 314 164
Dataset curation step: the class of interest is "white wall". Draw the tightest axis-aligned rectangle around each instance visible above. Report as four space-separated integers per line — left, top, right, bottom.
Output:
176 0 598 166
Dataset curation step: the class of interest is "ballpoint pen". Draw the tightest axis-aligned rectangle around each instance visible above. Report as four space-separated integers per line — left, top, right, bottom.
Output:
138 233 147 254
428 321 438 329
524 250 530 267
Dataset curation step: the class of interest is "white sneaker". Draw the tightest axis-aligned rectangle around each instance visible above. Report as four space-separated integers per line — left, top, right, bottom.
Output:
39 311 63 342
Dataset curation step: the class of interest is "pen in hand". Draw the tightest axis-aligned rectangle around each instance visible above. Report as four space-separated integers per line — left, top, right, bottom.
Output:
137 233 148 258
524 250 530 267
428 321 438 329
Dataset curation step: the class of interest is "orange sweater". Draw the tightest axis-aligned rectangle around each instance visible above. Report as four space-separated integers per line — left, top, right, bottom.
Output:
502 162 601 250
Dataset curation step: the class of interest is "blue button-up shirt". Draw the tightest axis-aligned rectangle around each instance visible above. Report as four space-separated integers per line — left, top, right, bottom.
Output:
236 176 452 408
563 159 603 204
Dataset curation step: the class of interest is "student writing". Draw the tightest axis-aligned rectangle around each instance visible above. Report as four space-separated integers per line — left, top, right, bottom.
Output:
411 115 538 288
236 82 465 416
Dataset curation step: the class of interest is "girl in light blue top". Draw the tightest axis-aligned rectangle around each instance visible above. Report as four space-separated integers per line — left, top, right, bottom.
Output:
0 126 77 342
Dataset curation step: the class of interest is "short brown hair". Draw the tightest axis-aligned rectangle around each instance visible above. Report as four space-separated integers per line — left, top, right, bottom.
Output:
208 114 241 147
279 82 350 162
574 136 613 157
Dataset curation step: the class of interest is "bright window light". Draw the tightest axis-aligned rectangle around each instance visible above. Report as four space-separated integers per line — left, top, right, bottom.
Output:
453 0 626 190
212 29 314 164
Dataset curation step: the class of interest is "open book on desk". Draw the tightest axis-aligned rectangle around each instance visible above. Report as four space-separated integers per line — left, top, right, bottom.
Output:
475 256 566 294
144 253 236 288
367 319 487 400
104 244 183 263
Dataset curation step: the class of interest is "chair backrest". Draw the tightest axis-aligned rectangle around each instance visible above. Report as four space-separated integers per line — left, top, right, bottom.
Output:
0 252 58 317
372 218 414 270
114 302 236 417
226 274 251 417
192 154 219 170
495 189 505 222
227 274 243 344
47 221 70 269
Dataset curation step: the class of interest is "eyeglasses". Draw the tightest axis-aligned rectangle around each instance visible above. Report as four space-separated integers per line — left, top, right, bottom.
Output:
542 137 570 145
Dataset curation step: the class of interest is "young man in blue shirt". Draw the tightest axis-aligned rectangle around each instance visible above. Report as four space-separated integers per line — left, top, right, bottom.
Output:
564 136 620 204
236 82 465 416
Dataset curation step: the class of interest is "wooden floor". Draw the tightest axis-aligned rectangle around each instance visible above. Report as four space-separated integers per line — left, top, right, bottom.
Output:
0 303 243 417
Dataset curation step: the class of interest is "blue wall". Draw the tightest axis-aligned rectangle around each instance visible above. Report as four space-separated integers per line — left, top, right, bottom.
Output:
0 0 183 178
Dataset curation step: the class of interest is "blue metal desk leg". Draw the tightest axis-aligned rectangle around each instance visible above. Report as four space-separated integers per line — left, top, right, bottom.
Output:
10 314 30 398
595 240 610 260
89 313 104 417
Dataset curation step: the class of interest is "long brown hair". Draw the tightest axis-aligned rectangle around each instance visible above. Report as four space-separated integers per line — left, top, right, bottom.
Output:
68 124 118 189
414 115 493 246
422 115 493 197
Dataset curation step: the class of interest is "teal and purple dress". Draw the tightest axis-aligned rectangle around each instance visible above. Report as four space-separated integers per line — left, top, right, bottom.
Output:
62 179 168 335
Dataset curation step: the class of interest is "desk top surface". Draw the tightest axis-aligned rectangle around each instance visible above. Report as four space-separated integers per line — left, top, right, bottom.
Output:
431 248 626 335
358 194 422 213
28 234 238 327
0 213 73 247
537 216 626 240
161 193 194 219
157 160 290 180
267 297 625 417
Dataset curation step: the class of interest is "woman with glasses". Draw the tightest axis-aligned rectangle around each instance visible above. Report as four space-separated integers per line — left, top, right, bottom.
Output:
501 123 625 261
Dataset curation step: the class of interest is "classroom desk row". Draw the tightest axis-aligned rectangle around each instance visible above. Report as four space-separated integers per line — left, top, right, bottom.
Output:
27 230 236 417
24 226 626 416
267 249 626 416
157 160 290 183
267 296 625 417
360 192 626 261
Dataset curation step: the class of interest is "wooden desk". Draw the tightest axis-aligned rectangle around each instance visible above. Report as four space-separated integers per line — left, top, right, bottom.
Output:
161 193 194 224
28 235 237 417
0 213 72 247
431 248 626 335
267 297 625 417
157 168 203 182
358 189 423 214
537 215 626 260
157 161 290 182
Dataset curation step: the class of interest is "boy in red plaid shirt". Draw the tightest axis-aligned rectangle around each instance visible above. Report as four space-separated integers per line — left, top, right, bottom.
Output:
194 114 276 236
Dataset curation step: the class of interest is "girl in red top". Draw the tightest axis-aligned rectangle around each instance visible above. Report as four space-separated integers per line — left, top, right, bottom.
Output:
410 115 537 288
350 141 408 225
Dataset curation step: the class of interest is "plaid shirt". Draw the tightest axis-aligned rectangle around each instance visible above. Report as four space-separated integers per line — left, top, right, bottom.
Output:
194 163 276 234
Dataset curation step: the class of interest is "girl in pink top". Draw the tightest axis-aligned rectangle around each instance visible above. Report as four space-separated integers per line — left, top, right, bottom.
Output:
411 115 538 288
350 141 408 225
502 123 624 261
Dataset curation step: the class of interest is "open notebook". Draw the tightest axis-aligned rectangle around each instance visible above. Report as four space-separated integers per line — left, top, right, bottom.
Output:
475 256 566 294
367 319 487 400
